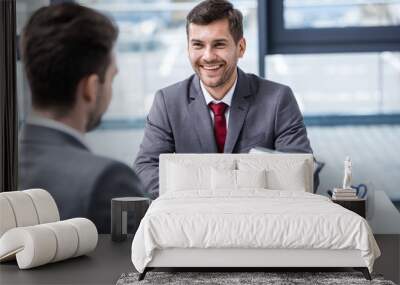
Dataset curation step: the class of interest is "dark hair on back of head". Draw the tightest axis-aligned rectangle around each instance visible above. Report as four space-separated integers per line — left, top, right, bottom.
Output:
186 0 243 43
21 3 118 114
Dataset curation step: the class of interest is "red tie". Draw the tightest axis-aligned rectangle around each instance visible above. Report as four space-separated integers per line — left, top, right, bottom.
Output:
209 102 228 153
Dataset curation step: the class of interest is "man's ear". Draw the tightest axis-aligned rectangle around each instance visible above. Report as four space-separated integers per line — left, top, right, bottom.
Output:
238 37 246 58
82 74 99 104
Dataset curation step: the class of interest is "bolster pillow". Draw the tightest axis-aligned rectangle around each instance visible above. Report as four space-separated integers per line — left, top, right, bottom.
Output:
0 189 60 237
0 218 98 269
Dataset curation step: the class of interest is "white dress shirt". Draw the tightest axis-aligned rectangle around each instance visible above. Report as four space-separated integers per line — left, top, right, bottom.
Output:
200 78 237 129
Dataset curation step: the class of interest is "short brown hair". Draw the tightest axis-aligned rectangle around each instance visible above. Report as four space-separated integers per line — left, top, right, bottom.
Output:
186 0 243 43
21 3 118 113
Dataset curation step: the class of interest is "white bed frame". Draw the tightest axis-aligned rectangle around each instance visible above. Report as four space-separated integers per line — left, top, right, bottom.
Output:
139 154 370 280
148 248 365 268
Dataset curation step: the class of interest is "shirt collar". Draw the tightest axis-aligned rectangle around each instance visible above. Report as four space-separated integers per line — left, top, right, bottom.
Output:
27 115 91 150
200 77 237 107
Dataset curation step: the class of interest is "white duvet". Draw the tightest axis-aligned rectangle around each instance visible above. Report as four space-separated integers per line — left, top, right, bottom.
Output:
131 190 380 273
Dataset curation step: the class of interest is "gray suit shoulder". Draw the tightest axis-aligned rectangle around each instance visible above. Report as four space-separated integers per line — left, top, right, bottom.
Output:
245 71 292 97
94 155 141 184
78 153 143 194
67 153 144 233
58 146 124 178
157 74 196 100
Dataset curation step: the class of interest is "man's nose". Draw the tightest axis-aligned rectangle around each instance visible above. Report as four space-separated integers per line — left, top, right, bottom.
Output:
202 46 217 62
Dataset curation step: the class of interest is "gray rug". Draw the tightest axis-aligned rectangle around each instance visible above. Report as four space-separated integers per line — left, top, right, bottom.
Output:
117 272 396 285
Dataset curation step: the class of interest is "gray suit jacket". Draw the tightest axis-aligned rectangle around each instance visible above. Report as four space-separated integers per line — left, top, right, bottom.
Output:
134 68 312 198
19 123 144 233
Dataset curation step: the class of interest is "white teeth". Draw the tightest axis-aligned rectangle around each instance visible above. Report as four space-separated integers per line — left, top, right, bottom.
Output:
203 65 220 70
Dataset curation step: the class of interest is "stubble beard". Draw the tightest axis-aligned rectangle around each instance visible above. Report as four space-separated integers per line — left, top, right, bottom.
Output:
86 91 104 132
196 60 237 90
86 111 102 132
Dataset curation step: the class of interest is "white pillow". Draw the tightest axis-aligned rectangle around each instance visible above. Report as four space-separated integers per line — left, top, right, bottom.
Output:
267 165 307 192
167 162 211 191
211 168 268 190
211 168 236 190
238 159 308 192
237 169 267 189
166 160 235 192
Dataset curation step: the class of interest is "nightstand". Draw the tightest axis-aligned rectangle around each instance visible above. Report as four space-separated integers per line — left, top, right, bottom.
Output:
332 198 366 218
111 197 151 242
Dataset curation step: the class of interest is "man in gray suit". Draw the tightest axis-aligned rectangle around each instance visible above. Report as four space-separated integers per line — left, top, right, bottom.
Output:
135 0 312 198
18 3 144 233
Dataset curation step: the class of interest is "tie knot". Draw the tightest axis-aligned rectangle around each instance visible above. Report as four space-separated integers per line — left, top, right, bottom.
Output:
209 102 227 116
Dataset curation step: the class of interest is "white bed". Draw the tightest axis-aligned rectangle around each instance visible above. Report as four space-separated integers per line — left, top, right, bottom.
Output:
131 154 380 280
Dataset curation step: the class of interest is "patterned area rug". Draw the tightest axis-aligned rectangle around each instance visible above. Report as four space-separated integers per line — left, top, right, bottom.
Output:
117 271 396 285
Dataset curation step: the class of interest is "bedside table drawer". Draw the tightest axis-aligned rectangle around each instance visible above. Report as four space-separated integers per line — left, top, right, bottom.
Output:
332 199 366 218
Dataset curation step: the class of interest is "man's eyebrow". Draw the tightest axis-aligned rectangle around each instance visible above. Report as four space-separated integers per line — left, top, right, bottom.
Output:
190 38 229 43
213 39 228 43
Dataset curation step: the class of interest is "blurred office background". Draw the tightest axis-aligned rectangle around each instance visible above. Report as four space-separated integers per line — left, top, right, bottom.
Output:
16 0 400 209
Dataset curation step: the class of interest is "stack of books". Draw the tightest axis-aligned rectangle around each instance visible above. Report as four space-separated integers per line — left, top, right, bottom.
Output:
332 188 358 200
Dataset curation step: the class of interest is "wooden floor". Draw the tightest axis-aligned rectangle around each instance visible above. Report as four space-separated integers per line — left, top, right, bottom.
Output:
307 125 400 203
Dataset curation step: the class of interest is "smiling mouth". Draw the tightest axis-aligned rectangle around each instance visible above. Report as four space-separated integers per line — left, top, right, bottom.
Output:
200 64 224 71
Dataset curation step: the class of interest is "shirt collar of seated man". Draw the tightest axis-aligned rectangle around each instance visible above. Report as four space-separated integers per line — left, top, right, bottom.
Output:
200 76 237 108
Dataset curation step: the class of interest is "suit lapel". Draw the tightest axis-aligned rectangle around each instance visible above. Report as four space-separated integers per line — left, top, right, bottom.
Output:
187 76 218 153
224 68 252 153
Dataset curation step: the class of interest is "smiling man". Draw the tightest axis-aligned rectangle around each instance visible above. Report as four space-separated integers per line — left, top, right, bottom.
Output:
134 0 312 198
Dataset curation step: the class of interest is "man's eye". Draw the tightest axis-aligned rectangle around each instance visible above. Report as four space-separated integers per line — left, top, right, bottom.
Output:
215 43 226 48
192 43 203 49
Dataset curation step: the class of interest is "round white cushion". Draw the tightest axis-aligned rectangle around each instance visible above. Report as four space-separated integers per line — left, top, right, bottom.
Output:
24 189 59 224
0 196 17 237
67 218 98 257
42 221 79 262
0 226 57 269
0 191 39 227
0 189 60 238
0 218 98 269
